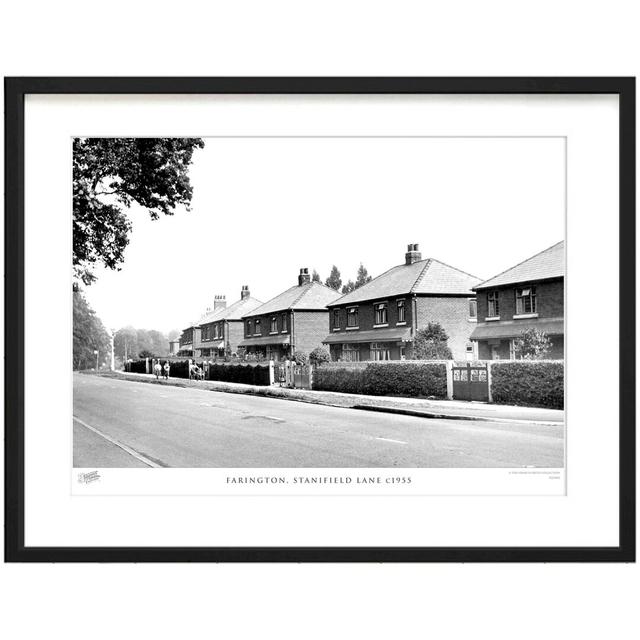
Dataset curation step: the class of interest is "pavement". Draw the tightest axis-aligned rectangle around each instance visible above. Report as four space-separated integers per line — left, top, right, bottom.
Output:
97 370 564 425
73 373 565 468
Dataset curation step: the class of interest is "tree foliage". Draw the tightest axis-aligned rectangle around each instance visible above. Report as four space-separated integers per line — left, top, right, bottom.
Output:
341 280 356 294
512 328 552 360
73 290 112 370
355 263 373 288
73 137 204 285
325 265 342 291
311 269 321 283
412 322 453 360
114 326 170 360
309 347 331 366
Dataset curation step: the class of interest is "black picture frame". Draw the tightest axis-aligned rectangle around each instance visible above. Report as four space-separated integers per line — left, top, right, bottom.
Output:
4 77 635 563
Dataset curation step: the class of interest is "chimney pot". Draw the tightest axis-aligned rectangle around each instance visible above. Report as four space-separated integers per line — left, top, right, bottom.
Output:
405 243 422 265
298 267 311 286
213 295 227 310
241 285 250 300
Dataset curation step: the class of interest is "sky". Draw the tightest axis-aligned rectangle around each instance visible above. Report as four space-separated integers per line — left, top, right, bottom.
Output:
81 136 565 335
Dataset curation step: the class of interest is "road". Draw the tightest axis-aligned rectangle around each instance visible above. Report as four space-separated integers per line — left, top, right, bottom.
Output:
73 373 564 468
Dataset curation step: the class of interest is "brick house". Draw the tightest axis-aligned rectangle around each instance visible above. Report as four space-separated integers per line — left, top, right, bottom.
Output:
323 244 482 361
178 323 200 357
197 286 263 358
239 268 340 361
470 241 564 360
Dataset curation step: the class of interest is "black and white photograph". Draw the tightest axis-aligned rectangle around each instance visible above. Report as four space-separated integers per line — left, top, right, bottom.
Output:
72 134 566 474
6 77 632 562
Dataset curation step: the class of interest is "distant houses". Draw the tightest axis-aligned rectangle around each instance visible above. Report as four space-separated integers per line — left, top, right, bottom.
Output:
323 244 481 361
470 241 564 360
174 241 564 363
238 268 340 361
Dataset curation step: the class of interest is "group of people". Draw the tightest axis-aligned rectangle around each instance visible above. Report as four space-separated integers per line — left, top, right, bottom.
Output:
152 359 203 381
153 361 171 380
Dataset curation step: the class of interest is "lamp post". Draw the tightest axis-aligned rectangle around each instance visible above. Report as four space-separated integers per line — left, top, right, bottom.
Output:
93 349 99 371
110 330 115 371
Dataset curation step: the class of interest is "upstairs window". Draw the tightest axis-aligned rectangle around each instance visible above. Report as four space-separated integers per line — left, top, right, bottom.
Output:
246 321 252 336
333 309 340 328
468 299 477 319
270 316 277 333
282 313 288 332
375 302 388 325
347 307 359 327
516 286 537 314
254 318 261 334
397 299 406 323
487 291 500 317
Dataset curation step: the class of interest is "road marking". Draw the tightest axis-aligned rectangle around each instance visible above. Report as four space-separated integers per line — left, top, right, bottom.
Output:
375 437 408 444
73 416 161 468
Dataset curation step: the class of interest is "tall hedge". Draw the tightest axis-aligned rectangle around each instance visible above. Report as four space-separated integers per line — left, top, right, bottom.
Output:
490 361 564 409
207 363 271 386
313 361 447 398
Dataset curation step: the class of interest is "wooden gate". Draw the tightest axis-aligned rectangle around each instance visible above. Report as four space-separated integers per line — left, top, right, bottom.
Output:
271 361 312 389
452 363 489 401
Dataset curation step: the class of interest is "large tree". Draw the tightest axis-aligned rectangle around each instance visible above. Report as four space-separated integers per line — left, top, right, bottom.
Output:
311 269 321 283
354 263 373 289
325 265 343 291
73 137 204 285
73 290 112 370
412 322 453 360
342 280 356 294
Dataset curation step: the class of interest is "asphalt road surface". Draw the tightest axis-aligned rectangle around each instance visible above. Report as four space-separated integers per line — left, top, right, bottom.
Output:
73 373 564 468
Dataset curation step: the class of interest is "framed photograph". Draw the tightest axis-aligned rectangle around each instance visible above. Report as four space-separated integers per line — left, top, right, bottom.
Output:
4 77 635 562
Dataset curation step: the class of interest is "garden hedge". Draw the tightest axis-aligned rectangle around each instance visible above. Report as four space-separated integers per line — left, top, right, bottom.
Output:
207 362 271 386
490 361 564 409
312 361 447 398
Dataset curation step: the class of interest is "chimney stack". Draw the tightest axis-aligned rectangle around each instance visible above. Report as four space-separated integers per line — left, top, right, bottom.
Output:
240 285 250 300
213 294 227 310
405 243 422 265
298 267 311 286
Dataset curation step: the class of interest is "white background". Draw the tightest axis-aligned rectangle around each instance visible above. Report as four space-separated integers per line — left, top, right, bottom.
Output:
1 2 638 639
27 95 614 546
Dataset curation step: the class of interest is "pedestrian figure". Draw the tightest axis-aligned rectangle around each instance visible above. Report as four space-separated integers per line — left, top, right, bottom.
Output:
163 361 170 380
153 361 162 380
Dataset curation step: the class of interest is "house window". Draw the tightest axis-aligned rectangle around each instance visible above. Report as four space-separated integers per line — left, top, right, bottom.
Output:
371 342 391 361
246 321 252 336
487 291 500 317
254 319 261 334
399 345 406 360
217 323 223 339
375 302 388 325
333 309 340 328
468 299 477 319
282 314 288 332
342 343 360 362
515 286 537 314
397 299 406 323
347 307 359 327
270 316 277 333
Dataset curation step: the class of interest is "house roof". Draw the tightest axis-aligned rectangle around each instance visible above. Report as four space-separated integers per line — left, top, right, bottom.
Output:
474 241 565 290
243 281 341 318
198 296 263 326
328 258 481 306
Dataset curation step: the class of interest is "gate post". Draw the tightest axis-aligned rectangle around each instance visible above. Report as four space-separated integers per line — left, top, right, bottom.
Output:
145 357 150 374
269 360 275 385
486 361 493 403
445 361 453 400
